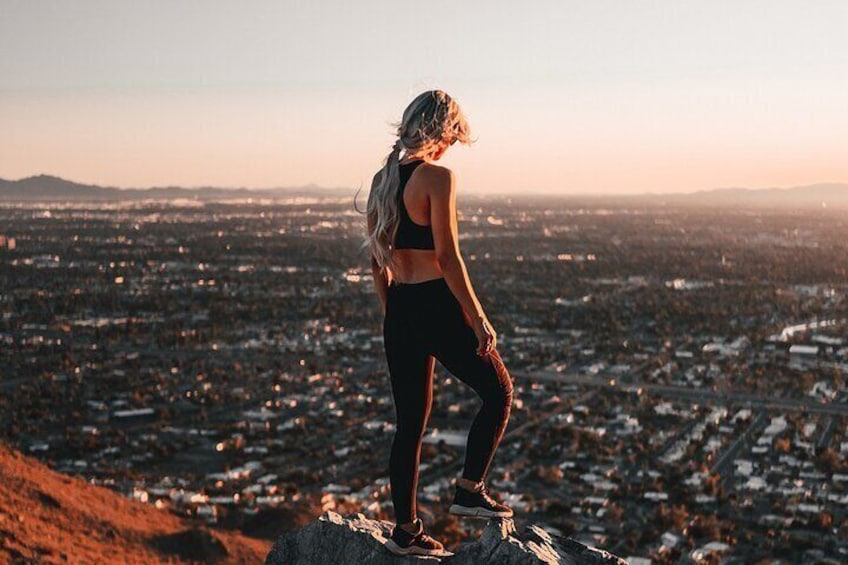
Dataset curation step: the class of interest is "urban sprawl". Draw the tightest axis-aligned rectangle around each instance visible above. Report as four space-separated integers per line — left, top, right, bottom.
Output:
1 196 846 563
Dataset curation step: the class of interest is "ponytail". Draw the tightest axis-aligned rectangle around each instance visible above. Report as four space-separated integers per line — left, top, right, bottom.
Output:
357 139 404 275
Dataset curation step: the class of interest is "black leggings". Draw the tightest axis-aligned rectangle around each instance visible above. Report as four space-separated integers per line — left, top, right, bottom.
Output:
382 276 514 524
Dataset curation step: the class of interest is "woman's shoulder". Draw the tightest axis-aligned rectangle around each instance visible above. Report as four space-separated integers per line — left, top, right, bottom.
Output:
419 161 450 174
417 163 454 197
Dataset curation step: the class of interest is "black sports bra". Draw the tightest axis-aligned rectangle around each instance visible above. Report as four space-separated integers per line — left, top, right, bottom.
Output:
394 160 435 250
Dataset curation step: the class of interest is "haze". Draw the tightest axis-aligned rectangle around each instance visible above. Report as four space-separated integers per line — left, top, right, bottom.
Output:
1 1 846 194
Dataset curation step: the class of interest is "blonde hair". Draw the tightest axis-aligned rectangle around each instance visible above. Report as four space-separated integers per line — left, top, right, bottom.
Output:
355 90 474 275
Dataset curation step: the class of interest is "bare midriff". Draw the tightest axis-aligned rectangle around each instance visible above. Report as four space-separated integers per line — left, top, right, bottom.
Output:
390 249 443 284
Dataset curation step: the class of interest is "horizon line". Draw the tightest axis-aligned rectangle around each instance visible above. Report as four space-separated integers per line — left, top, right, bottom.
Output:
2 173 847 199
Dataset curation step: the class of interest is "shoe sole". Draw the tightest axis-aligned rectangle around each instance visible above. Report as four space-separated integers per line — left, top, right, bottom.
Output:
448 503 514 518
384 539 454 557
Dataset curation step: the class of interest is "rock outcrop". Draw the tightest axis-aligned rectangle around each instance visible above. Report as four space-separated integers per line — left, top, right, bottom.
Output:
265 510 628 564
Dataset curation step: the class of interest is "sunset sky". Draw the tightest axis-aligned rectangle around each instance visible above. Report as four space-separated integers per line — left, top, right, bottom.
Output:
1 1 846 194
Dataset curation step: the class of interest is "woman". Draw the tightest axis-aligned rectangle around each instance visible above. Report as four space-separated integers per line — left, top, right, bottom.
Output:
358 90 515 557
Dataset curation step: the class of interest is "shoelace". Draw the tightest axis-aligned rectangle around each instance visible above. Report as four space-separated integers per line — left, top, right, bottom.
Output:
401 521 441 548
477 483 500 506
417 532 440 546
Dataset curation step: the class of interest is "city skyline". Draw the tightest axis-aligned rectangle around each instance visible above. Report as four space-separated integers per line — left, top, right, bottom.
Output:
2 1 847 194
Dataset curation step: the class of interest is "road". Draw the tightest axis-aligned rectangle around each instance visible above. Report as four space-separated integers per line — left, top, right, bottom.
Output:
516 370 848 417
709 411 766 487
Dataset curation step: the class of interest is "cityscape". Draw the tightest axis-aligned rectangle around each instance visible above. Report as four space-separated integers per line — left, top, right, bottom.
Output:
1 195 847 563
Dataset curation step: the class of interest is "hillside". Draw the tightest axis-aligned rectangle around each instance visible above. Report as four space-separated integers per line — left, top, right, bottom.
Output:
0 441 271 564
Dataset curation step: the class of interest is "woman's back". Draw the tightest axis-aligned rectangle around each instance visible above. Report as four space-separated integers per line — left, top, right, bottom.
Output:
395 160 434 249
389 158 445 284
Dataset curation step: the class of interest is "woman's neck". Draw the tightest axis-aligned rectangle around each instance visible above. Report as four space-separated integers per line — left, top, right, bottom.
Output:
399 155 428 165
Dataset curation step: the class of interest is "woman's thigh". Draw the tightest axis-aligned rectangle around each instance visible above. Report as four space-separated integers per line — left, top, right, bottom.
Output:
383 294 436 428
427 300 513 399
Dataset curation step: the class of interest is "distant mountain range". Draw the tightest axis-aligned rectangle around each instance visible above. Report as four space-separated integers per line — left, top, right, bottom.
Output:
628 182 848 209
0 174 352 201
523 182 848 209
1 174 847 208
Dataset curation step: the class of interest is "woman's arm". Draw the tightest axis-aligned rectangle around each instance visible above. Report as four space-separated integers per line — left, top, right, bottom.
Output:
429 167 487 324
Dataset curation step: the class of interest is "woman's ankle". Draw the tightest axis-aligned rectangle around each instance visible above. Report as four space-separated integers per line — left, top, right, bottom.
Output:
457 477 483 492
399 518 420 533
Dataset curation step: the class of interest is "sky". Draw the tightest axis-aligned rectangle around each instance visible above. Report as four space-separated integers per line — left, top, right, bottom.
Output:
1 1 846 195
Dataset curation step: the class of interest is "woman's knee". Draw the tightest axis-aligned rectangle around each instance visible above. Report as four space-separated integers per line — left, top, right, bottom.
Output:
499 378 514 408
490 353 513 403
481 371 513 409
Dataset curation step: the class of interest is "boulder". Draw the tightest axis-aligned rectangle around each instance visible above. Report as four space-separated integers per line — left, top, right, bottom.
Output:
265 510 628 564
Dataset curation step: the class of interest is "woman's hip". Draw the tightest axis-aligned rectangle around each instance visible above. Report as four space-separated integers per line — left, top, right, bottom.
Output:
384 276 466 331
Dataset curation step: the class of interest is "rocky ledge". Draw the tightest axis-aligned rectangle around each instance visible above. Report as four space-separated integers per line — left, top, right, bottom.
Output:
265 510 628 564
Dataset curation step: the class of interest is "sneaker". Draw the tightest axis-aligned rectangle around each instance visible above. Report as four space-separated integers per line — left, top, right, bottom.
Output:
384 517 453 557
449 481 514 518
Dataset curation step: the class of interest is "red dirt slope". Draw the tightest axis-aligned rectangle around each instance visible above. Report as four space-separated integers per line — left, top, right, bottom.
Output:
0 441 270 564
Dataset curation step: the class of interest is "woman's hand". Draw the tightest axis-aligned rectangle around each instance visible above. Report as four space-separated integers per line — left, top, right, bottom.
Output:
472 316 497 357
